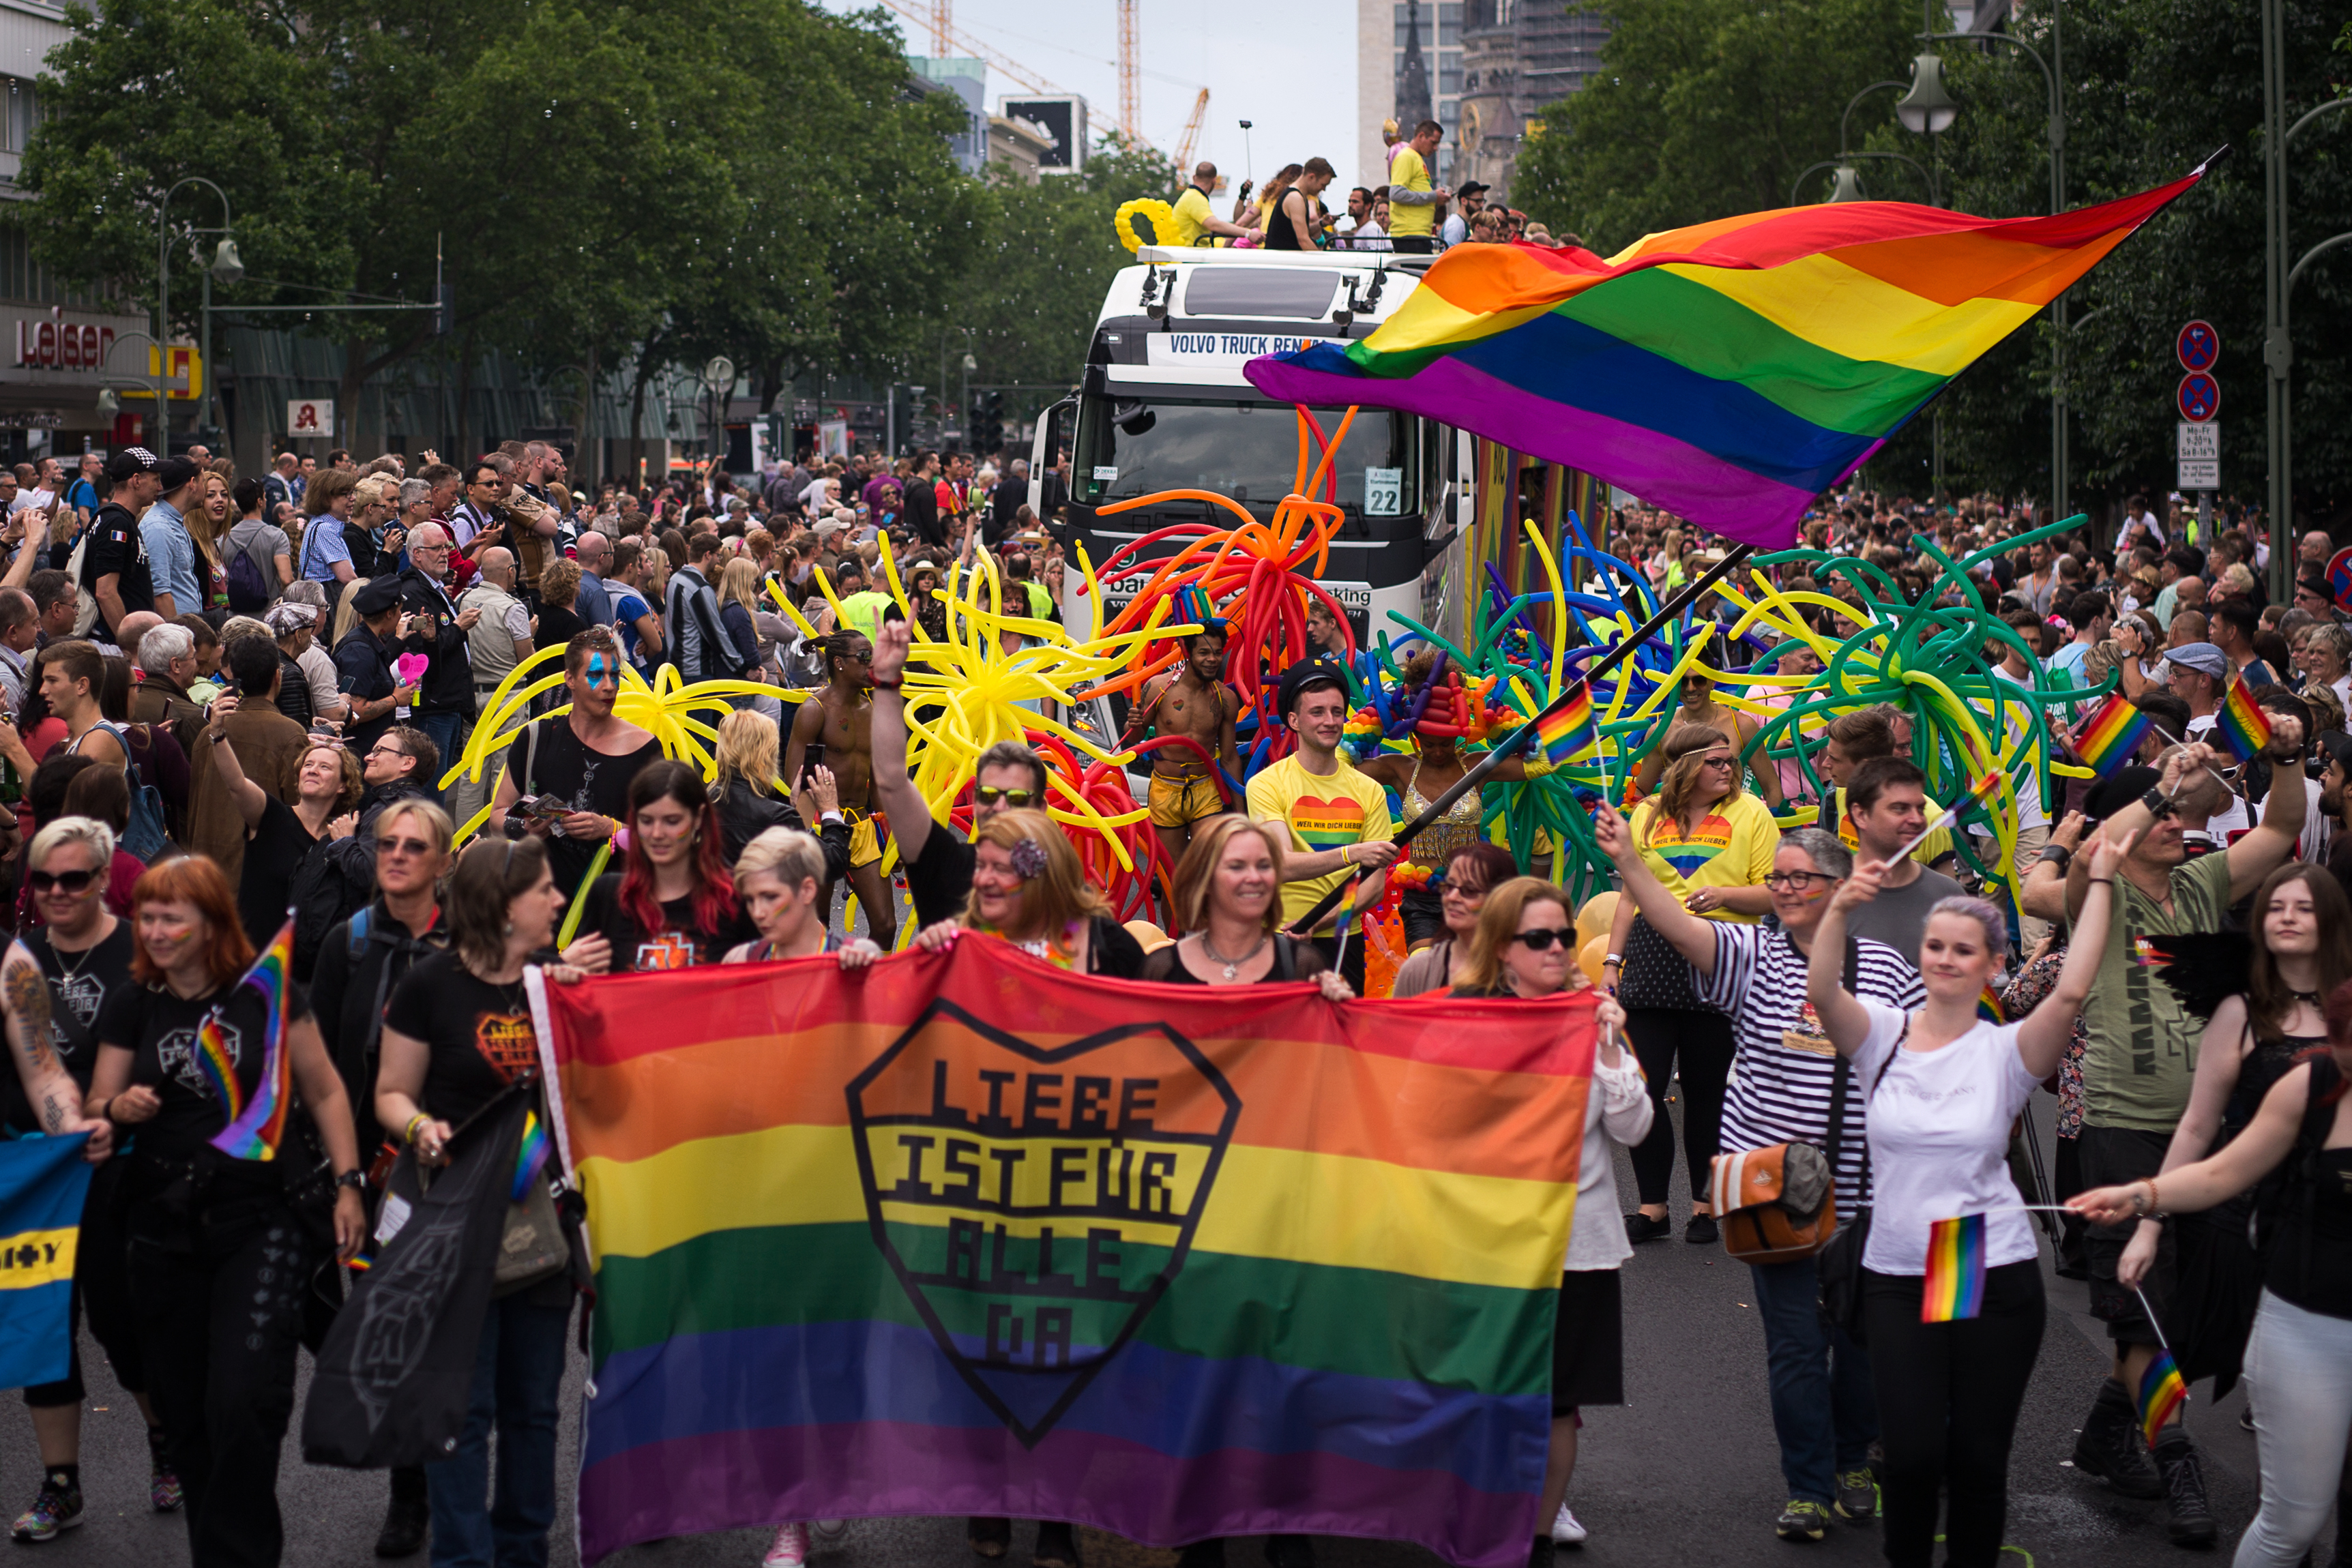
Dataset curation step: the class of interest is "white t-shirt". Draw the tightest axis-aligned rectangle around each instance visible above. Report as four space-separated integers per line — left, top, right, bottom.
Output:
1852 1001 2042 1276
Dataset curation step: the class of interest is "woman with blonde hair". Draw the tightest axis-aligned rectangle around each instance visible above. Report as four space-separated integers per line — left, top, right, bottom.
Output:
912 808 1145 977
710 708 852 872
717 556 766 683
1139 813 1349 994
191 470 232 610
721 827 879 967
1453 876 1646 1552
1604 720 1778 1243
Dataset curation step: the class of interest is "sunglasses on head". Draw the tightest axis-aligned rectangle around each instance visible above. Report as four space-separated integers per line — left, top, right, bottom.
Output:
1510 927 1575 951
29 869 94 894
974 786 1038 807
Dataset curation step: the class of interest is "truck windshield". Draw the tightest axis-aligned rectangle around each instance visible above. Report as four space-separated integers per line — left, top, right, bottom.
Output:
1076 398 1415 524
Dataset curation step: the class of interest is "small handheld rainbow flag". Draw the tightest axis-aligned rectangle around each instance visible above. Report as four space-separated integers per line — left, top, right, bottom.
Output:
2138 1348 2188 1445
1921 1213 1989 1322
207 920 295 1162
1976 988 2005 1025
1531 685 1597 765
2214 675 2272 763
2071 692 2154 779
512 1108 553 1202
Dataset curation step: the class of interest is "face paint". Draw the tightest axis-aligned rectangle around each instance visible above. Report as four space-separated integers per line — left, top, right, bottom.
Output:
584 654 617 687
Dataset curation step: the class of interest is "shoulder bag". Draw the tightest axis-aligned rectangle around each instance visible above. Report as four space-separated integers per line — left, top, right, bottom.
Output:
1708 937 1860 1266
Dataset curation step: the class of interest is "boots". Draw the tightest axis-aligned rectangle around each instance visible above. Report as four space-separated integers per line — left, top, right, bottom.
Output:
374 1465 430 1558
2151 1429 2216 1548
2071 1378 2164 1500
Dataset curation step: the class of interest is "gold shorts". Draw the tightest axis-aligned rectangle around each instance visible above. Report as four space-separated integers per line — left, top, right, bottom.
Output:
1149 771 1224 828
849 813 886 869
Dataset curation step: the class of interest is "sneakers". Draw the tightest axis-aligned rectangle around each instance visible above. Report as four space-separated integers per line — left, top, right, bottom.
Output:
2071 1378 2165 1500
764 1522 811 1568
149 1458 183 1515
1623 1213 1671 1244
1684 1213 1720 1245
9 1475 83 1543
2153 1435 2218 1549
1550 1503 1587 1548
1033 1522 1081 1568
1774 1500 1831 1542
810 1520 849 1544
1832 1468 1878 1522
968 1518 1013 1560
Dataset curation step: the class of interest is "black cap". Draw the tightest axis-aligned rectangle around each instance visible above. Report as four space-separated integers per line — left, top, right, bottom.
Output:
1276 659 1347 718
351 576 405 618
2083 765 2160 823
155 455 199 493
104 446 159 483
2320 731 2352 772
1458 181 1490 197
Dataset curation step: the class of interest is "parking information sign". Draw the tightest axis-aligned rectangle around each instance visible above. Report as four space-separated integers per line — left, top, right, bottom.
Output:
2177 420 2220 492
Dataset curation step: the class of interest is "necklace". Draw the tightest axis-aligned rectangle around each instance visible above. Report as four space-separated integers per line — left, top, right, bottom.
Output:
1199 930 1269 981
2289 988 2323 1006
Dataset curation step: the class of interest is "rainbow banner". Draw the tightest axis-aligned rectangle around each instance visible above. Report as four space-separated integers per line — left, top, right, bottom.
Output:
209 919 295 1161
1921 1213 1988 1322
1245 167 2209 547
538 942 1596 1567
2070 692 2155 779
2214 675 2273 763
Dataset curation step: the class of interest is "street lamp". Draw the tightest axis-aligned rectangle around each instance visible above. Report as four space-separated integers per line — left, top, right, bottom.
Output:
1827 166 1867 203
155 177 239 453
1894 55 1957 134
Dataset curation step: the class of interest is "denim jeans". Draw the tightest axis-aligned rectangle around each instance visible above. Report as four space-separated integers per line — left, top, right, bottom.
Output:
2238 1289 2352 1568
426 1290 570 1568
1750 1253 1877 1506
410 711 467 805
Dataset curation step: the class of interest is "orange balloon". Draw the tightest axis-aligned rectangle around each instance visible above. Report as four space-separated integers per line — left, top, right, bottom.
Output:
1577 934 1611 989
1576 891 1620 946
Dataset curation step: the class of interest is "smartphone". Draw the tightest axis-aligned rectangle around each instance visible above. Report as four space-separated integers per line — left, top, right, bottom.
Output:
800 741 827 785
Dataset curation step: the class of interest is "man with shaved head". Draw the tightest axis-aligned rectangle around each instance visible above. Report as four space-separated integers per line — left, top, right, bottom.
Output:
392 520 480 800
1169 160 1251 248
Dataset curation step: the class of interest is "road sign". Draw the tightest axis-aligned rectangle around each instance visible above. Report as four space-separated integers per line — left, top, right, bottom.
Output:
2176 320 2220 373
2177 419 2220 491
286 399 334 437
2177 373 2220 423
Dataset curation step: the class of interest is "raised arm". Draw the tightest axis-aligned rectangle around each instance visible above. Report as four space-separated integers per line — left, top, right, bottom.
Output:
1805 865 1880 1055
2228 709 2307 902
2016 829 2134 1080
866 620 935 864
1589 801 1720 975
204 697 270 829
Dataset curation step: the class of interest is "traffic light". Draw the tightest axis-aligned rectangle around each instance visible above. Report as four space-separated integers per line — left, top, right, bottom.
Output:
984 391 1007 454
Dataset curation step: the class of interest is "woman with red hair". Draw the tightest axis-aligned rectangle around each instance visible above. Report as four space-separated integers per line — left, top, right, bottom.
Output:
83 855 366 1567
563 758 756 972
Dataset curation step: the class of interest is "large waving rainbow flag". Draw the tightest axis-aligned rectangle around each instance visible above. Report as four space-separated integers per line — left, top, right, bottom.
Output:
1247 166 2211 547
535 942 1595 1567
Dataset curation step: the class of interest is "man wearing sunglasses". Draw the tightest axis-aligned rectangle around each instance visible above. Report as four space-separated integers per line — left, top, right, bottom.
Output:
868 619 1050 930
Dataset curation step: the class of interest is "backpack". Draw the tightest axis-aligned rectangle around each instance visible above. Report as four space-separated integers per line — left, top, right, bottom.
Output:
77 720 168 861
225 520 277 613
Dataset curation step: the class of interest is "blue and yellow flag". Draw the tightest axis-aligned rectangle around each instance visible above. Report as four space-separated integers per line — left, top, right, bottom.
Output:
0 1134 93 1391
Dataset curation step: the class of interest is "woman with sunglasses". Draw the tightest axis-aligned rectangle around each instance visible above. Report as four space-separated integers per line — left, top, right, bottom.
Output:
1138 814 1351 996
565 760 755 974
1451 878 1645 1555
84 856 367 1568
1390 840 1517 999
1604 722 1780 1244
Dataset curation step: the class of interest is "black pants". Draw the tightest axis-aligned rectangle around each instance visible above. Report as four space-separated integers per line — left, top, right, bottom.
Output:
130 1198 316 1568
1625 1007 1735 1207
1861 1260 2045 1568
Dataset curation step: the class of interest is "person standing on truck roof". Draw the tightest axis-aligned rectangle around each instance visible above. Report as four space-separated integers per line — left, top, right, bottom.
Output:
1387 119 1449 254
1267 159 1336 252
1171 162 1251 248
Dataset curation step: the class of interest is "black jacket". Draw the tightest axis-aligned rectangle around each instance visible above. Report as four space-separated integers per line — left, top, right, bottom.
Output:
395 567 477 718
309 896 451 1149
714 780 854 881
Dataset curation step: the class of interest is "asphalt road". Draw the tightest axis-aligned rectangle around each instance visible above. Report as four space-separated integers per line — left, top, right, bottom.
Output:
3 1086 2293 1568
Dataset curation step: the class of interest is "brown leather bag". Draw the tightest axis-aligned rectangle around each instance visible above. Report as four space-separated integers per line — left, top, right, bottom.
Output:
1707 936 1859 1265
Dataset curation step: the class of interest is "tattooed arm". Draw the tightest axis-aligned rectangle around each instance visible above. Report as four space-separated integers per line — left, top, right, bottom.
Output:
2 943 110 1160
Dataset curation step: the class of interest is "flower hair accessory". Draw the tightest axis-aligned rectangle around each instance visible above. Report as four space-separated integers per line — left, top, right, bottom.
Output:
1008 838 1050 881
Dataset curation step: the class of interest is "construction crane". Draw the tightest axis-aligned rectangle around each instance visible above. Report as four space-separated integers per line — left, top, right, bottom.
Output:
1117 0 1140 144
874 0 1193 152
1171 87 1209 171
931 0 950 53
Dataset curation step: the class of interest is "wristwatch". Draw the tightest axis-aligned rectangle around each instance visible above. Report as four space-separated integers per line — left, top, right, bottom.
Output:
334 1169 365 1192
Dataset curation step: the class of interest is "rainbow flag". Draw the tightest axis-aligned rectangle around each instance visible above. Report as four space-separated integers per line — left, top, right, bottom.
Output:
1246 168 2209 548
1921 1213 1988 1322
207 919 295 1162
511 1110 552 1202
1532 684 1597 764
2071 692 2155 779
2214 675 2273 763
1975 988 2005 1025
2138 1348 2188 1445
542 943 1596 1567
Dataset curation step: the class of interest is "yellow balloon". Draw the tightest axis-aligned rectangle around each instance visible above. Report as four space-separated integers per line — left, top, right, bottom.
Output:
1577 934 1612 989
1576 891 1619 946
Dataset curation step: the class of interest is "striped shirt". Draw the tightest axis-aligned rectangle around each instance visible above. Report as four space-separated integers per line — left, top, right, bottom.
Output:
1702 923 1925 1219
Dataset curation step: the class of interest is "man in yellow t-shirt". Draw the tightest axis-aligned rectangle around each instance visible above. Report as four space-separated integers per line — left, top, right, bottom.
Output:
1385 119 1450 253
1168 162 1250 248
1248 663 1400 988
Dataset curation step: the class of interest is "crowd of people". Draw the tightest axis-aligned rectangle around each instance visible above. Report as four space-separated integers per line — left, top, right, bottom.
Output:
0 432 2347 1568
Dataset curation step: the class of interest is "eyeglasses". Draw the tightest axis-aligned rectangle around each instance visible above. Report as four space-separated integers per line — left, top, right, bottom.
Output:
377 836 434 857
1761 870 1841 891
974 786 1038 806
410 542 450 553
364 744 408 762
1697 754 1736 770
28 869 94 894
1509 927 1576 951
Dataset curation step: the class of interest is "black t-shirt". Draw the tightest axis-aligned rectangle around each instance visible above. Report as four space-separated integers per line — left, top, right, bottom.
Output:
535 602 586 649
82 503 157 629
336 627 398 753
381 949 538 1128
239 794 323 949
579 874 756 971
97 975 310 1164
905 823 976 930
520 720 665 892
2 923 134 1133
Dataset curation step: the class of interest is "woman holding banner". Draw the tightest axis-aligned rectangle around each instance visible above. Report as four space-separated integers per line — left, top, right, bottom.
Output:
1138 814 1350 997
912 809 1147 979
1452 878 1647 1556
1804 830 2132 1568
85 856 367 1568
374 837 572 1568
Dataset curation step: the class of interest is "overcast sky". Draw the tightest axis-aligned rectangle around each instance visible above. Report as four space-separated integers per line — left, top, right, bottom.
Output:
815 0 1359 191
